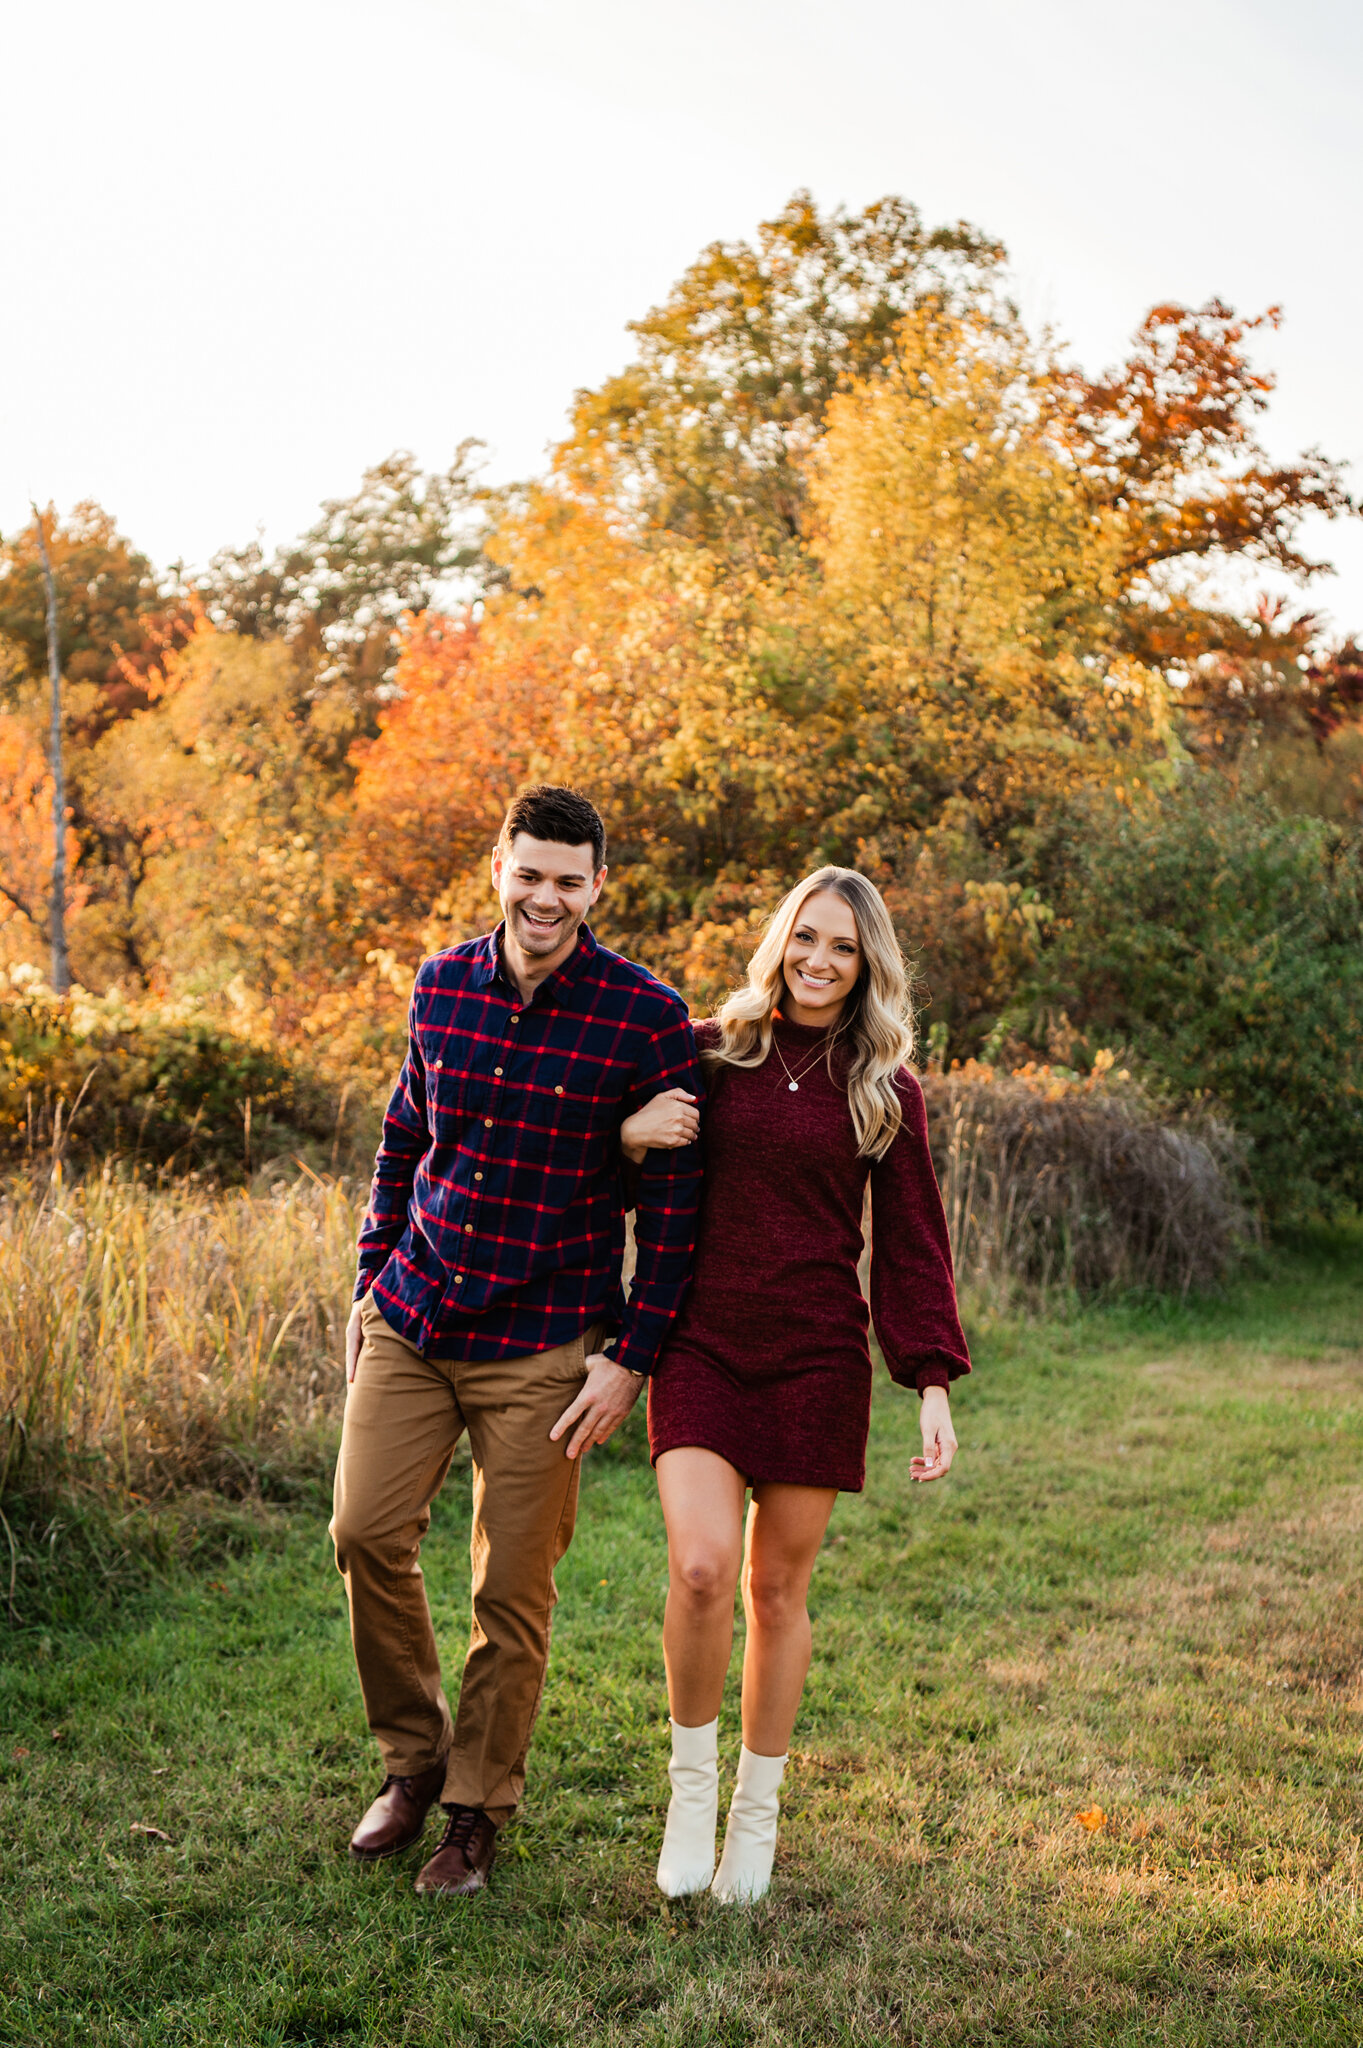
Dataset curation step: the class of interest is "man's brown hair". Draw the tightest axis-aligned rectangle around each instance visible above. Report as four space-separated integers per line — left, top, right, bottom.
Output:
499 785 607 873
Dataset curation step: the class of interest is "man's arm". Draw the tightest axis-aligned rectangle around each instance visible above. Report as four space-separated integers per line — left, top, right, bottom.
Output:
609 1006 704 1377
354 984 430 1304
347 995 431 1382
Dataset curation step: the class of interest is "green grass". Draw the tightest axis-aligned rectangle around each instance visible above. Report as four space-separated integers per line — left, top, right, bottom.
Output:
3 1227 1363 2045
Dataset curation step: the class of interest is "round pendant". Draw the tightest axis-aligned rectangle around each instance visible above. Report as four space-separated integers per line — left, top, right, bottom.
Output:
788 1080 799 1091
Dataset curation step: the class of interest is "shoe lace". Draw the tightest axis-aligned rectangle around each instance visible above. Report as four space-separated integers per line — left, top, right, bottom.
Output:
439 1803 485 1851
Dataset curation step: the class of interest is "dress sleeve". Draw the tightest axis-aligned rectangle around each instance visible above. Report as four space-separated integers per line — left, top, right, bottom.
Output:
868 1070 972 1393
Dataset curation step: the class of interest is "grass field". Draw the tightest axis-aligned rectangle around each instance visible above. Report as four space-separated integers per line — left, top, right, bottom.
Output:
3 1227 1362 2045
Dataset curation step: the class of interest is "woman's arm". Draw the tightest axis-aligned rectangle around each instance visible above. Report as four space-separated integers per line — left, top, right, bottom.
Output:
868 1072 972 1392
620 1087 700 1164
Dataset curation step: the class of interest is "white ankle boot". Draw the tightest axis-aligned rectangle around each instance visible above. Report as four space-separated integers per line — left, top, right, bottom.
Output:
656 1718 719 1897
712 1744 787 1903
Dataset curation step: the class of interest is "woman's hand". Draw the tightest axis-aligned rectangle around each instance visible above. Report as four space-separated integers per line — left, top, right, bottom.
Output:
620 1088 699 1164
911 1385 957 1483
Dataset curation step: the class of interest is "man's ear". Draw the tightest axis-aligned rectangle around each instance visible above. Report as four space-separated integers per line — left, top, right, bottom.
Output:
589 863 608 905
490 841 505 889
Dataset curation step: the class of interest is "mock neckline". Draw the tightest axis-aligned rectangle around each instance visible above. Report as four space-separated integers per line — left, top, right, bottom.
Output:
773 1011 840 1040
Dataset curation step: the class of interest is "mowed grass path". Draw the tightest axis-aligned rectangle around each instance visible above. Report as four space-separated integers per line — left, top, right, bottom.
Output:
3 1231 1363 2046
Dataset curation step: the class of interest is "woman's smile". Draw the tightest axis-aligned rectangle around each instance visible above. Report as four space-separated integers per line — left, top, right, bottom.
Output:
782 891 863 1026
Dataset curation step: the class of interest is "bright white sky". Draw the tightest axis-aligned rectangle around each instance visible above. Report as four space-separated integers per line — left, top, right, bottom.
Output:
4 0 1361 637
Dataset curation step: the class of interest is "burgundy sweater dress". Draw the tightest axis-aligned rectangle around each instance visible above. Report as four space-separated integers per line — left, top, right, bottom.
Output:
647 1017 970 1492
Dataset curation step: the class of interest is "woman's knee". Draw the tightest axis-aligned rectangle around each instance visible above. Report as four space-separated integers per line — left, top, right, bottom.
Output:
670 1544 739 1607
744 1566 808 1633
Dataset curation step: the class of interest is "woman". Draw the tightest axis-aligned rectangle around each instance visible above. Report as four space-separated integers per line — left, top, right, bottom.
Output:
619 867 970 1903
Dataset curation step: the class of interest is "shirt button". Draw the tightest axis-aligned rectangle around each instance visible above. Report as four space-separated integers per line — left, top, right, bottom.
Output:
484 1118 493 1128
494 1067 503 1077
433 1060 442 1070
510 1011 520 1020
464 1224 473 1233
474 1172 483 1181
554 1086 564 1096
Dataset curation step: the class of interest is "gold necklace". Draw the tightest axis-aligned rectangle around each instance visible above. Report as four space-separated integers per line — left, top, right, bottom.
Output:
772 1032 829 1093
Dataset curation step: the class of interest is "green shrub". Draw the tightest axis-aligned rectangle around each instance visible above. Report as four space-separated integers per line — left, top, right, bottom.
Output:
0 977 359 1182
1029 787 1363 1216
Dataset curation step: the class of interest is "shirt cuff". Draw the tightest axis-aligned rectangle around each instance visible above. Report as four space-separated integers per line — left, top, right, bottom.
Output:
915 1364 952 1395
608 1324 660 1378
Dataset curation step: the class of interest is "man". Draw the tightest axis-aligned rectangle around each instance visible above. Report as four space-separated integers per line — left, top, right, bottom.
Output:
331 784 702 1897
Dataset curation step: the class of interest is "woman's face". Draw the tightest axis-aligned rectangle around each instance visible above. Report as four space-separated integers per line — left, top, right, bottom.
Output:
781 890 862 1027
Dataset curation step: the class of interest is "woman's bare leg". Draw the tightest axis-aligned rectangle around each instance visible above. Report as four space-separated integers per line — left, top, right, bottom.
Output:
656 1448 747 1725
739 1483 838 1756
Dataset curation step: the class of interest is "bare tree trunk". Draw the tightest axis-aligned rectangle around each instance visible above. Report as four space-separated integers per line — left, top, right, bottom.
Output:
31 506 70 994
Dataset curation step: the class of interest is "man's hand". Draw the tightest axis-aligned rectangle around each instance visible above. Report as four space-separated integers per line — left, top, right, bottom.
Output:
345 1300 364 1385
549 1353 644 1460
910 1385 957 1483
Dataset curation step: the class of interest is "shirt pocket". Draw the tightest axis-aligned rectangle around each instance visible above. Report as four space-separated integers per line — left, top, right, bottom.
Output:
424 1054 474 1136
515 1051 613 1165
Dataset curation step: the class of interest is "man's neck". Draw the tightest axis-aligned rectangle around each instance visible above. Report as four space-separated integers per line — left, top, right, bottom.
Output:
500 925 579 1005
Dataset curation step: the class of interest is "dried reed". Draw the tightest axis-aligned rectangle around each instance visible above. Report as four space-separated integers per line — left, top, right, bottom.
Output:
0 1168 359 1529
921 1063 1252 1300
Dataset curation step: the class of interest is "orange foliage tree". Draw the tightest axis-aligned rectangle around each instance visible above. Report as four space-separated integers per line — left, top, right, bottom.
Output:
0 714 85 965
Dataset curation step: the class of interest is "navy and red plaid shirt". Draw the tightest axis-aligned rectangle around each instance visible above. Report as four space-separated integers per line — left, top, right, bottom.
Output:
354 923 703 1373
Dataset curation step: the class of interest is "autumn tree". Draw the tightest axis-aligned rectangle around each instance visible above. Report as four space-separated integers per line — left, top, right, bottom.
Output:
0 503 188 728
88 624 368 1013
0 714 84 966
560 191 1005 560
199 445 487 702
1061 300 1356 746
806 301 1178 839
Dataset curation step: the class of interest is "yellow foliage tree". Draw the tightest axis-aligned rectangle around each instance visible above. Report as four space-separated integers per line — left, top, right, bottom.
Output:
807 302 1180 834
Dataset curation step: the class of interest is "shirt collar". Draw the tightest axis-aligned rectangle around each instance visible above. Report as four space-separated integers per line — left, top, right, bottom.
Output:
478 921 598 1008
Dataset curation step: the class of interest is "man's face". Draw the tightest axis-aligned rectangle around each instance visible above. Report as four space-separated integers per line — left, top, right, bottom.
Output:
490 833 605 962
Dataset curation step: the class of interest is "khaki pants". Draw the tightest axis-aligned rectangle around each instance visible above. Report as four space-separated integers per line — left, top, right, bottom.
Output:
330 1292 597 1826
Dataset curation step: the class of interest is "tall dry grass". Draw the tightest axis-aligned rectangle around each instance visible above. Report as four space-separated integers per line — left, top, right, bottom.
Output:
0 1067 1251 1615
922 1059 1252 1300
0 1168 359 1588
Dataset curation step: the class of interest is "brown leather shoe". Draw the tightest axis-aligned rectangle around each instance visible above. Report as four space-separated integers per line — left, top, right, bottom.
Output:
348 1757 449 1860
414 1804 497 1896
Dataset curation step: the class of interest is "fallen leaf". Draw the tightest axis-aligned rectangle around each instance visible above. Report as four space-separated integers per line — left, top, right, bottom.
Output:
129 1822 173 1843
12 1747 30 1760
1075 1806 1108 1831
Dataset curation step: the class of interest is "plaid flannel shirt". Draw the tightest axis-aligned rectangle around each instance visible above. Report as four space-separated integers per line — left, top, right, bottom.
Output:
354 923 703 1373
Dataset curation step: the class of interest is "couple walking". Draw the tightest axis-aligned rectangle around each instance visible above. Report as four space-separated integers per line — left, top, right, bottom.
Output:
332 784 969 1901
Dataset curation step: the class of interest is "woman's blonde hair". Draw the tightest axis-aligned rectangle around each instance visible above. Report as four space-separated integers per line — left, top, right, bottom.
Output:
703 867 914 1159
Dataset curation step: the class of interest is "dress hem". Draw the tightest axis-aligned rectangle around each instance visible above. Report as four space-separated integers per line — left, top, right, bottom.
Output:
648 1432 865 1494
